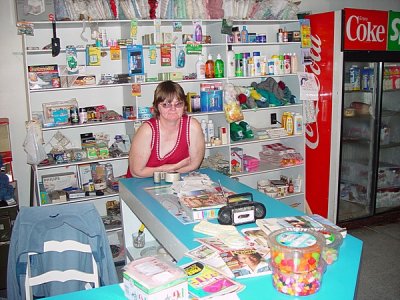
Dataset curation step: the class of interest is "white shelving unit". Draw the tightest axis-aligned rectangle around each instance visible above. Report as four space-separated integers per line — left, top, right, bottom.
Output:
22 18 305 261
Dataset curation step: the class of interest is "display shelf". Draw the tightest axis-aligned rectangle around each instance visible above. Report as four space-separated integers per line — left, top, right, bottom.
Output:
42 119 136 131
231 163 304 178
230 133 303 147
275 191 305 201
37 155 128 170
41 190 120 206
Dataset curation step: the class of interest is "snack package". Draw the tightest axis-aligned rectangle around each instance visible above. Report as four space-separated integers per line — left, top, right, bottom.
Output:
223 83 244 123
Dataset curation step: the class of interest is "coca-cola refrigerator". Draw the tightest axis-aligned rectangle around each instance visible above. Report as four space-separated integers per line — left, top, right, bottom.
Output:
304 8 400 223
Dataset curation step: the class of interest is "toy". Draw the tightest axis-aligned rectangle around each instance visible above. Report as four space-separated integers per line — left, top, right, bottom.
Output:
0 155 14 202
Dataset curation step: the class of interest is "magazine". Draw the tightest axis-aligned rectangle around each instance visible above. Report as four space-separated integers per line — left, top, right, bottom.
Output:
185 244 234 277
219 248 272 279
195 237 235 253
179 190 228 221
240 227 270 256
256 214 347 237
182 261 244 299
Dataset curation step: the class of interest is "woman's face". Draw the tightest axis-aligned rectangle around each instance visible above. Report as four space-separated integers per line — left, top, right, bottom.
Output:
158 96 185 122
237 254 253 266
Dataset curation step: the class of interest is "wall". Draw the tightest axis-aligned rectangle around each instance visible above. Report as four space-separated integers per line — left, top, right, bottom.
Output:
1 0 400 208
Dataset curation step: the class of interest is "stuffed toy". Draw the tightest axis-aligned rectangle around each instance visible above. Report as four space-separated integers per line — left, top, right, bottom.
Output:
0 156 14 202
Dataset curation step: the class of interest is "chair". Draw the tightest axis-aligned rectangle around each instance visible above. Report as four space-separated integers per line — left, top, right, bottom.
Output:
24 240 99 300
7 203 118 300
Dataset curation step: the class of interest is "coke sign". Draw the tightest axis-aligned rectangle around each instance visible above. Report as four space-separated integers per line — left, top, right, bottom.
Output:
305 11 335 218
343 8 388 51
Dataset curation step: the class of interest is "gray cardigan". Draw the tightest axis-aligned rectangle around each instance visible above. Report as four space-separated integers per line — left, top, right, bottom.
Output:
7 203 118 300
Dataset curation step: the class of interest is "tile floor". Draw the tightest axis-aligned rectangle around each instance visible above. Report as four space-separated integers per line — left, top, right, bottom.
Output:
348 221 400 300
1 218 399 300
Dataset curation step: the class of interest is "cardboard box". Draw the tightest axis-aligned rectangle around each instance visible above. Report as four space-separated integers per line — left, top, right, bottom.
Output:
231 147 243 173
42 172 78 192
28 65 60 90
123 256 188 300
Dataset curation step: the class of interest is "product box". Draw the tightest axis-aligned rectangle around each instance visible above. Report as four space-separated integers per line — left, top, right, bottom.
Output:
42 172 78 192
28 65 60 90
231 147 243 173
123 256 188 300
78 164 94 191
127 45 144 75
200 90 223 112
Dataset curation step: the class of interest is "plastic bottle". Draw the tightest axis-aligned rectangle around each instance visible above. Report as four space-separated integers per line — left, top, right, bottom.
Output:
242 53 249 77
291 53 298 73
214 54 224 78
205 54 215 78
284 53 291 74
101 29 107 47
235 53 243 77
194 23 203 42
241 25 249 43
294 175 302 193
278 54 284 75
272 55 280 75
196 55 205 79
281 112 288 130
260 56 267 75
227 45 235 77
253 52 261 76
176 47 185 68
201 119 208 142
277 28 283 42
286 112 294 135
293 113 303 135
207 120 215 141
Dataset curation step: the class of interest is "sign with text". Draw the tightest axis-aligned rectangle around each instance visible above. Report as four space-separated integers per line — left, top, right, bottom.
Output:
304 11 335 217
388 11 400 51
343 8 388 51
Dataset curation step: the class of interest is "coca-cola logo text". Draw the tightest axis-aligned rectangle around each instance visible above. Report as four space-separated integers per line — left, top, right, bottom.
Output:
305 33 322 150
346 15 385 42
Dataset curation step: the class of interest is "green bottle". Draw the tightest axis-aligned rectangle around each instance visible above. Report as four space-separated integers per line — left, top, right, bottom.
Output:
214 53 224 78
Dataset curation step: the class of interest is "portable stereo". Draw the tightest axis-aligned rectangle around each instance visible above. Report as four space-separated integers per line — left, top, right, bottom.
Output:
217 192 266 226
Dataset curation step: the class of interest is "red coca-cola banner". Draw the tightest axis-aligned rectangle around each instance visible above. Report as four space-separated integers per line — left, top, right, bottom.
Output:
305 12 335 217
343 8 388 51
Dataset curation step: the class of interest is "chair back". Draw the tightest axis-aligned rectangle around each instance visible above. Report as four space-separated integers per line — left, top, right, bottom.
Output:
24 240 100 300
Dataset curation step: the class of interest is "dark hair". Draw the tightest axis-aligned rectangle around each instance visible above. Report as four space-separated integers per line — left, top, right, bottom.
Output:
152 80 187 118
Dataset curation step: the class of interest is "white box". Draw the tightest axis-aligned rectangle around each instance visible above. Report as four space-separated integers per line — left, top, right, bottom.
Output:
123 257 188 300
42 172 78 192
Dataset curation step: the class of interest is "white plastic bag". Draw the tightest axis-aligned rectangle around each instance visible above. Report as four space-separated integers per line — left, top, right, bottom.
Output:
24 121 47 165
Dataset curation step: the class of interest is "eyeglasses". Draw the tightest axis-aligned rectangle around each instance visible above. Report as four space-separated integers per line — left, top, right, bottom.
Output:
160 101 185 109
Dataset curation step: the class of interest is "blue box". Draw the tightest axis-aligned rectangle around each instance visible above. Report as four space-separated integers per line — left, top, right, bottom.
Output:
200 90 223 112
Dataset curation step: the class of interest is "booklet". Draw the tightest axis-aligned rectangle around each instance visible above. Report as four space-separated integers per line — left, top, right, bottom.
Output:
256 214 347 237
182 261 244 299
219 248 272 279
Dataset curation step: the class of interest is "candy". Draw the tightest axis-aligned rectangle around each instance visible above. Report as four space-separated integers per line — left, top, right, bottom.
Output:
320 229 343 265
268 228 325 273
271 264 325 296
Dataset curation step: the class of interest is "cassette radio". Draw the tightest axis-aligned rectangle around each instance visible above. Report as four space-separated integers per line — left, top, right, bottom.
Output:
217 192 266 226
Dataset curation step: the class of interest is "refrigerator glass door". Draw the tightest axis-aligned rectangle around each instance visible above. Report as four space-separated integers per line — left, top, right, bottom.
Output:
376 63 400 213
338 62 378 222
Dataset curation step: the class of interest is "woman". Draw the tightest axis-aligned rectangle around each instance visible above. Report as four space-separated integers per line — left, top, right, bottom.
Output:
128 80 205 178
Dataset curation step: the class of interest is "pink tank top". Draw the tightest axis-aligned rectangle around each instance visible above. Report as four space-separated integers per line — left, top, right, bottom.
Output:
126 115 191 177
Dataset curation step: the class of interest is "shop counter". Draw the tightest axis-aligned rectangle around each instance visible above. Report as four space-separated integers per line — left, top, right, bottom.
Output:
46 168 363 300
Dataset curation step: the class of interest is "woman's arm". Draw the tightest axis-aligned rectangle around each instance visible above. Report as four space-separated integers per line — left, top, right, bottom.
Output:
174 117 205 173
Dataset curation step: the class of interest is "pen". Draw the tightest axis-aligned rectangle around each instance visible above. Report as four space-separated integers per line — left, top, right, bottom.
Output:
218 179 226 198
